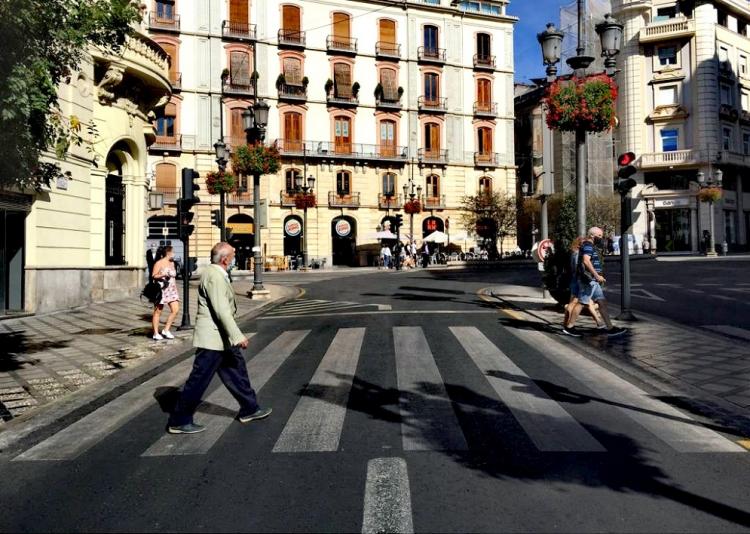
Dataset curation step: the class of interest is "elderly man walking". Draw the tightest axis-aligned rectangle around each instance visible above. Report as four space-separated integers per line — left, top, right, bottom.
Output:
167 242 272 434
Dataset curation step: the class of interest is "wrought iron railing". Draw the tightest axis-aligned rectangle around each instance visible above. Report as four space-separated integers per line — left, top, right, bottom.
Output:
376 42 401 58
328 191 361 207
149 13 180 32
222 20 257 40
418 46 446 62
274 140 409 161
327 35 358 53
418 96 447 112
278 29 306 47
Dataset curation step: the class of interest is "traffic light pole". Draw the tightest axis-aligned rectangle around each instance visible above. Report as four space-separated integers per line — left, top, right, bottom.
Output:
616 191 636 322
220 192 226 242
177 200 193 330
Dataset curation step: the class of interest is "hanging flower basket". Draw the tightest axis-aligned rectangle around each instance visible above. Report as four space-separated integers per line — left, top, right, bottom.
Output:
545 74 618 133
204 171 238 195
231 144 281 176
697 187 722 203
404 200 421 214
295 194 316 209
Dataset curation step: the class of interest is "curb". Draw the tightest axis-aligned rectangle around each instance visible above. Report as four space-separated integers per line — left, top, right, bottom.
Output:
0 284 299 455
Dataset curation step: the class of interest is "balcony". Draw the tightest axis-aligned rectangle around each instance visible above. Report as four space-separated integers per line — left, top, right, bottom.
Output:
418 148 448 165
418 96 447 113
274 139 409 163
151 135 182 152
376 97 402 111
473 54 496 70
473 101 498 118
639 17 695 44
423 195 447 210
154 186 180 204
719 103 739 122
376 42 401 60
327 94 359 107
148 13 180 32
227 191 254 206
280 190 297 207
418 46 446 64
474 152 500 167
278 29 306 48
328 191 361 208
222 77 255 97
222 20 257 41
327 35 358 54
640 149 701 169
718 150 749 166
169 72 182 92
278 83 307 102
379 194 403 209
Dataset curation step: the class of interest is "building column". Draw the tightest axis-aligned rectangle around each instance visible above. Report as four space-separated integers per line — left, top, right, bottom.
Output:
694 1 720 158
737 171 746 246
691 202 699 253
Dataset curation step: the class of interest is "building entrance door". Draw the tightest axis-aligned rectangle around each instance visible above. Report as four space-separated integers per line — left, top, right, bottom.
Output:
105 174 125 265
0 210 26 314
331 217 356 266
655 208 691 252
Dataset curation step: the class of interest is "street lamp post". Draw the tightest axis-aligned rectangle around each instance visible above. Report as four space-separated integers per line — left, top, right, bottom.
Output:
697 169 722 257
403 171 423 245
295 173 315 270
243 98 270 293
213 139 231 241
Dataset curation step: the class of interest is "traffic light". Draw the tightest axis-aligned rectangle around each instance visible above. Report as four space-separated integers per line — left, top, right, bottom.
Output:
395 214 403 230
181 168 201 206
211 209 222 228
615 151 637 194
177 199 196 240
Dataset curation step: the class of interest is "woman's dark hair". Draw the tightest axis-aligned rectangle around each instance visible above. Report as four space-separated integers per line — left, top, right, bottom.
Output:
155 246 166 261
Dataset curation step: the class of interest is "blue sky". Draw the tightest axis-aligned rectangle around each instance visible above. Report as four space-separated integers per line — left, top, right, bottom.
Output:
509 0 568 84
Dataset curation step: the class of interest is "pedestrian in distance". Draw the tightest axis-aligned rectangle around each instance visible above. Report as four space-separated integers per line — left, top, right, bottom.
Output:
151 246 180 341
562 236 604 333
563 227 627 338
167 242 272 434
422 242 430 268
383 244 393 269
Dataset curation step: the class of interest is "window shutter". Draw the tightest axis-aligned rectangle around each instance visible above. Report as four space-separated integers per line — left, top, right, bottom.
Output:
379 20 396 43
284 58 302 85
229 0 248 24
334 63 352 97
230 108 244 141
333 13 350 39
155 164 176 189
430 124 440 152
282 6 300 31
381 69 397 100
230 51 250 85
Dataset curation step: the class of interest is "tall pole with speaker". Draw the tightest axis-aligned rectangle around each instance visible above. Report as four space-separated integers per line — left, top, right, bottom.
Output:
615 152 637 321
178 168 200 329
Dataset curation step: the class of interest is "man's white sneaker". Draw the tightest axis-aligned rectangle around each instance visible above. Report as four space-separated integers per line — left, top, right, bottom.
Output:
161 330 175 340
152 333 164 341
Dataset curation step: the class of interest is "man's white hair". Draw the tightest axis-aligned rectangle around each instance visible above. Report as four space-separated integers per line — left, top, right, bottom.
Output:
588 226 603 237
210 242 233 264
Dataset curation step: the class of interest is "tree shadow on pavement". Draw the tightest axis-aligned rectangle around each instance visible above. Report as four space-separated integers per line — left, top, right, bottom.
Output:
0 332 71 371
299 371 750 529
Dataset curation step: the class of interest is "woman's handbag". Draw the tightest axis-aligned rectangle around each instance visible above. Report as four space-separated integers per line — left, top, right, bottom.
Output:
141 279 163 304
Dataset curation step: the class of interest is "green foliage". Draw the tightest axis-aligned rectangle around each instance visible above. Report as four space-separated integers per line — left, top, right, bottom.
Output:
231 144 281 176
458 191 517 257
0 0 140 191
552 194 578 252
352 82 360 97
275 73 286 90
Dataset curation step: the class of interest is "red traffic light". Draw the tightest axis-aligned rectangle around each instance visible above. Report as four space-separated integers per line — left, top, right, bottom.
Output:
618 152 636 166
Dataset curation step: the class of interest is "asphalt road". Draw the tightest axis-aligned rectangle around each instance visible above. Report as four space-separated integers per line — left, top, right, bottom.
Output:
1 267 749 532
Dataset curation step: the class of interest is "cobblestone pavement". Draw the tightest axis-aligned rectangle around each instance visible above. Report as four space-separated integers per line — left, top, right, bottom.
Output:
484 284 750 411
0 281 291 423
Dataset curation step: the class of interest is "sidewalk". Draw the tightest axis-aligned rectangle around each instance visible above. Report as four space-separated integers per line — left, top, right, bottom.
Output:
0 280 296 424
483 284 750 412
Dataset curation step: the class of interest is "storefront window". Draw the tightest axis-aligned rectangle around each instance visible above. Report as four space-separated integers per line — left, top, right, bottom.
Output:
725 210 737 244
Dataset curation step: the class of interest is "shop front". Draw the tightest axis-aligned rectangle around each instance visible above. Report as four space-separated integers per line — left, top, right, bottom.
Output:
331 216 357 266
0 193 30 315
283 215 303 259
227 214 254 270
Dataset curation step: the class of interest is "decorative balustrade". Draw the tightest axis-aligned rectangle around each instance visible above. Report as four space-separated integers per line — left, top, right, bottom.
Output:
379 194 403 209
278 29 306 47
474 152 500 167
328 191 361 207
222 20 257 40
639 17 695 43
418 96 447 112
227 191 254 205
152 135 182 151
376 42 401 59
418 46 446 63
418 148 448 164
327 35 358 54
640 149 701 167
473 101 498 117
274 140 409 162
149 13 180 32
473 54 496 70
423 195 447 209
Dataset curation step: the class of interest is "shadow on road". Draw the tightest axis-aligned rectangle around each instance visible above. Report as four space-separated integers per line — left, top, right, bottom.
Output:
0 332 71 371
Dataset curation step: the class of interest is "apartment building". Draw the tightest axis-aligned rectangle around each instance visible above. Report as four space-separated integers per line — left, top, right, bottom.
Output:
614 0 750 253
145 0 517 268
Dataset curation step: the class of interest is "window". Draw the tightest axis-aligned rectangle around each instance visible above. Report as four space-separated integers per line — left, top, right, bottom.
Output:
719 46 730 71
285 168 301 193
741 54 748 76
160 42 178 82
739 20 747 37
423 123 440 155
156 102 176 137
281 5 302 41
654 6 677 21
742 132 750 155
742 91 749 111
156 0 175 20
479 176 492 194
229 0 248 25
283 57 303 86
379 120 396 156
720 83 732 105
333 63 352 98
332 12 351 44
426 174 439 197
423 25 439 52
284 112 302 151
476 33 491 59
378 19 397 55
477 127 493 155
658 46 677 67
656 85 678 106
382 173 396 196
380 68 398 101
717 10 728 28
336 170 351 195
334 116 352 153
476 78 492 109
230 50 251 86
660 129 678 151
154 163 177 191
424 72 439 102
723 127 733 150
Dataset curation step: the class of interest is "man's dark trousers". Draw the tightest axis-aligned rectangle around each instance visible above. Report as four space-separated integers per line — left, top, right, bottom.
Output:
169 347 259 427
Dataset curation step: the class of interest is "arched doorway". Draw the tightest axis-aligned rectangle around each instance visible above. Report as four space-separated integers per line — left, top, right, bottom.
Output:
105 146 129 266
422 216 444 238
283 215 303 258
331 216 357 266
227 213 255 270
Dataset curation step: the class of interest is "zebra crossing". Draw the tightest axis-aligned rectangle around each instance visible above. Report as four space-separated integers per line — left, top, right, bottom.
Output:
265 299 391 317
11 324 746 462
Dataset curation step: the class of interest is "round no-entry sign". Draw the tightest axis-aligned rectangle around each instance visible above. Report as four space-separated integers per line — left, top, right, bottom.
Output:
535 239 554 262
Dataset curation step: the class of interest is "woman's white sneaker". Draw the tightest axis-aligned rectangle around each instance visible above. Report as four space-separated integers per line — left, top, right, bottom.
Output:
161 330 175 340
152 333 164 341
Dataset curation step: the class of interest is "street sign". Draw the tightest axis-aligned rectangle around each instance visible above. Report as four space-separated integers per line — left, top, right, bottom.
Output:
535 239 554 262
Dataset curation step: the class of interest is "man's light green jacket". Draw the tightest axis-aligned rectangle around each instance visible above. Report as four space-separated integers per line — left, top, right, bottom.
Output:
192 265 245 350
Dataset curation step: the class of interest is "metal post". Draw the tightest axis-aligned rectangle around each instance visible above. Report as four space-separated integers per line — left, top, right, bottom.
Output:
708 199 717 256
540 195 549 240
616 191 636 321
219 191 226 242
179 217 192 330
302 204 308 271
576 128 587 237
253 170 264 290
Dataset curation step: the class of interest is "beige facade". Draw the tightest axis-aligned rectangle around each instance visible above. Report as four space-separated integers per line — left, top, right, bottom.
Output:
614 0 750 253
0 29 172 314
145 0 517 268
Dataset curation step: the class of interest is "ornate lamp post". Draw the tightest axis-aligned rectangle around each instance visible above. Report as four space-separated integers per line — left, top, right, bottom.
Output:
243 98 270 293
213 139 231 241
403 172 422 245
294 173 316 270
696 169 722 257
596 14 624 77
537 23 564 82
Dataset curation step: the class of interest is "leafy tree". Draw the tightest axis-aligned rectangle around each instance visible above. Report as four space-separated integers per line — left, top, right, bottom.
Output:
0 0 140 191
458 191 517 258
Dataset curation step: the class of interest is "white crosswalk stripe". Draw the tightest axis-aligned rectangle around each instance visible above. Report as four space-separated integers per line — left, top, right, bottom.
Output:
266 299 383 316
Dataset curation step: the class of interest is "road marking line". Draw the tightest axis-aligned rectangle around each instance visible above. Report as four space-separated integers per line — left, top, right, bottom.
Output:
394 326 468 451
509 329 745 453
272 328 365 453
258 310 498 319
630 288 666 302
361 457 414 534
702 325 750 341
268 302 366 315
141 330 309 457
450 327 605 452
